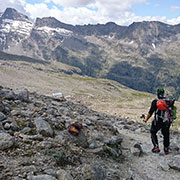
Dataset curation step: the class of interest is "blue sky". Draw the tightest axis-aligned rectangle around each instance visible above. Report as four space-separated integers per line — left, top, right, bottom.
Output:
0 0 180 26
132 0 180 18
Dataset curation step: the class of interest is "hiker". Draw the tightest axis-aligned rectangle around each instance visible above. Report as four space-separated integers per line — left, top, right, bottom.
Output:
143 88 174 155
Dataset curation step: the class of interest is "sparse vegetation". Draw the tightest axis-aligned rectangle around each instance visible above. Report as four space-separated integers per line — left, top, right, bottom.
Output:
0 59 180 130
44 149 70 166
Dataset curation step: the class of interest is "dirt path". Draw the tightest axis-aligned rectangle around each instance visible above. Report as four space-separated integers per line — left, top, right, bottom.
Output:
116 122 180 180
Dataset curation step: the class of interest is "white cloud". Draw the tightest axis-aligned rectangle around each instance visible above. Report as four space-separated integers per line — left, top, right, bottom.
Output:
167 16 180 25
0 0 26 14
1 0 180 26
25 4 100 25
44 0 51 3
50 0 96 7
25 3 51 19
24 0 147 25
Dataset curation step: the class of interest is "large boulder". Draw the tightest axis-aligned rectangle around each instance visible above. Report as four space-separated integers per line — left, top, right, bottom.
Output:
14 88 30 102
168 155 180 171
0 88 16 100
0 88 29 102
0 132 15 150
34 117 54 137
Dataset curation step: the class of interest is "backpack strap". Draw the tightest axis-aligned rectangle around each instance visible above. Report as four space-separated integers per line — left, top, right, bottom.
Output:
155 98 170 123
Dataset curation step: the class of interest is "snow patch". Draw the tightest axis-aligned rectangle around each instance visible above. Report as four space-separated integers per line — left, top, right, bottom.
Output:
1 19 33 36
0 33 6 44
35 26 73 36
129 41 134 44
152 43 156 49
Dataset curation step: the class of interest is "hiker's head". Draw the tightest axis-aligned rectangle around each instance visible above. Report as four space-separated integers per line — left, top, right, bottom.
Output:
157 88 164 99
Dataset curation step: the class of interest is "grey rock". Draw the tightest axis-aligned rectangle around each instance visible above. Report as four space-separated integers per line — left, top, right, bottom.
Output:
10 121 20 131
34 117 54 137
65 130 88 148
20 127 32 134
170 139 180 152
104 136 123 145
56 169 73 180
89 141 99 149
0 88 16 100
4 122 11 130
0 122 5 132
55 135 65 143
14 88 30 102
87 115 99 122
129 168 149 180
131 143 143 157
0 132 15 150
168 155 180 171
19 133 44 142
81 162 107 180
46 108 57 116
22 165 37 173
0 112 6 121
27 174 57 180
38 140 55 149
141 143 152 154
44 169 57 178
4 106 10 114
11 109 21 116
0 101 5 112
159 158 170 171
131 146 141 157
88 147 104 154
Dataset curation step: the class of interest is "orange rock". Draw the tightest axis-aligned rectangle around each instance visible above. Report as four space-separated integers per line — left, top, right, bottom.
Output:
14 132 20 136
68 126 79 136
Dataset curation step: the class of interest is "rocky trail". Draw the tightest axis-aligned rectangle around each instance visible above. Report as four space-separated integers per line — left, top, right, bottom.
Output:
119 125 180 180
0 86 180 180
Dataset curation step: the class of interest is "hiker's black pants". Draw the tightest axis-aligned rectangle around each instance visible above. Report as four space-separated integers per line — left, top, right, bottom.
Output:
150 119 170 148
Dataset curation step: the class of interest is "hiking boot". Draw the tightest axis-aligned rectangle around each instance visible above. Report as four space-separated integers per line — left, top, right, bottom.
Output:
152 147 160 153
164 147 169 155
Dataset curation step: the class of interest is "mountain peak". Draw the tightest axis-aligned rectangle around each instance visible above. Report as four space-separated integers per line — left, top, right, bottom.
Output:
1 8 29 21
34 17 74 31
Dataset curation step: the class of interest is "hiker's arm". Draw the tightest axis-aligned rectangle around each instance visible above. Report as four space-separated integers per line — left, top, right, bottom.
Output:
143 100 156 123
143 113 152 123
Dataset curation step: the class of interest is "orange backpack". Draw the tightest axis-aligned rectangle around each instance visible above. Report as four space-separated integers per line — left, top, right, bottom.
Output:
156 98 175 123
156 99 168 111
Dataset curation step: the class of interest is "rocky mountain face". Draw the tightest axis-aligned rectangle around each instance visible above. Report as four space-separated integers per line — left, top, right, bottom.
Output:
1 86 180 180
1 8 180 97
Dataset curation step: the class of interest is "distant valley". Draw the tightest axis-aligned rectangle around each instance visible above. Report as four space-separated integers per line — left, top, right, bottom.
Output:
0 8 180 98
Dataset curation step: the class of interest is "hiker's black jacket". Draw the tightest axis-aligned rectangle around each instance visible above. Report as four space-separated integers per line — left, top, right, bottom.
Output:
148 98 165 119
149 99 158 115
